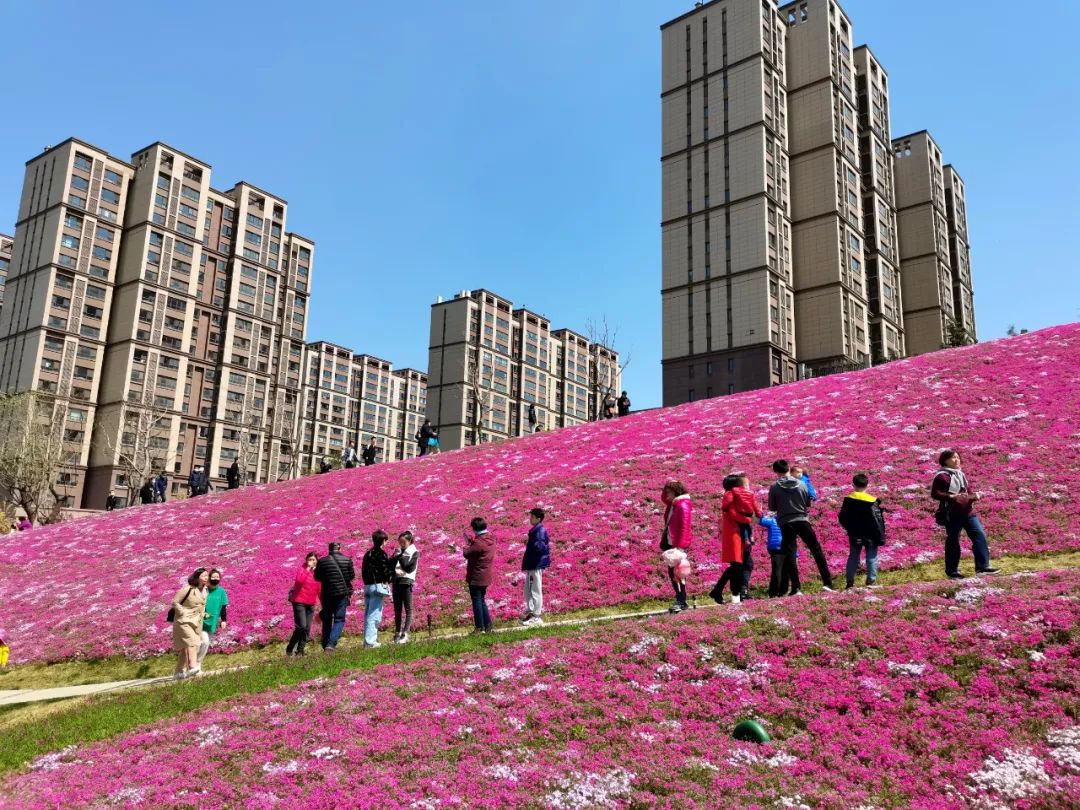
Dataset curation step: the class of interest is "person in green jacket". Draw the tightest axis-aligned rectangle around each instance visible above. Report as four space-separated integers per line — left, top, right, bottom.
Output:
196 569 229 669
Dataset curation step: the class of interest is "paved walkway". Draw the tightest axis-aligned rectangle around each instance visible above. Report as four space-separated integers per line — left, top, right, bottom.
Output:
0 604 679 707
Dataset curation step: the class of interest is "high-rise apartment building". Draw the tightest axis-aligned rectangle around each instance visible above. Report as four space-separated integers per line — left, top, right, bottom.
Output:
853 46 905 362
661 0 976 399
660 0 797 405
943 165 976 341
0 233 12 316
892 130 955 355
781 0 871 372
426 289 619 449
0 138 314 507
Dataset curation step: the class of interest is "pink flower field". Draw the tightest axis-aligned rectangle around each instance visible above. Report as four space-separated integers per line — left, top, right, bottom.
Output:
2 569 1077 809
1 324 1078 664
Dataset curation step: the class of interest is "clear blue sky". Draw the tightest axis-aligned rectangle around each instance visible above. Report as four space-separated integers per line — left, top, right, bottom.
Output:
1 1 1076 408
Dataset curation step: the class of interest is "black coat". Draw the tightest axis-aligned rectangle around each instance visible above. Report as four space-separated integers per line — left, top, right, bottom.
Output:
362 445 378 465
361 547 393 585
139 483 155 504
314 551 356 600
838 492 886 546
226 463 241 488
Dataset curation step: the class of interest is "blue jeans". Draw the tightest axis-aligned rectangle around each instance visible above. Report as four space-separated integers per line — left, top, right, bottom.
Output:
320 596 348 649
469 584 492 631
945 514 991 573
845 539 879 586
364 584 386 645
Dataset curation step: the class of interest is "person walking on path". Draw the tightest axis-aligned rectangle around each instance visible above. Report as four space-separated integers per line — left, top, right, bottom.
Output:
361 531 393 648
768 459 834 594
171 568 208 680
463 517 496 632
521 508 551 626
286 552 321 656
389 531 419 643
342 446 359 469
226 460 242 490
362 437 379 466
931 450 999 578
838 472 887 588
711 474 760 604
617 391 631 417
417 420 435 457
659 481 693 613
139 479 155 505
196 569 228 668
154 472 168 503
313 541 355 652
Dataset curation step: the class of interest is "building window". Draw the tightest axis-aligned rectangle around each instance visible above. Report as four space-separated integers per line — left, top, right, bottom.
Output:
101 188 121 204
74 153 93 171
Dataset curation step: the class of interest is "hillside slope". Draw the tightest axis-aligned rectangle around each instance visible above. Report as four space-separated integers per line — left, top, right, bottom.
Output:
1 324 1078 663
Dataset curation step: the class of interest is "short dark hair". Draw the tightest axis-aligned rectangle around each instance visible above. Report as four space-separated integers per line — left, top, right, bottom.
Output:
470 517 487 533
187 567 206 587
372 529 388 547
662 480 688 497
530 507 545 521
208 568 222 580
328 541 341 553
773 459 790 475
852 472 869 489
938 449 958 467
398 530 414 543
722 474 741 491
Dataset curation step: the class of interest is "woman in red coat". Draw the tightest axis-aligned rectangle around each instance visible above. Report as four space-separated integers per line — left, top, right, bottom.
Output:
660 480 693 613
710 473 760 604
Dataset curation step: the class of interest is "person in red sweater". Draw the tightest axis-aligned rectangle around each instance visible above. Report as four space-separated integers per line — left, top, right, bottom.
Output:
660 481 693 613
286 552 321 656
711 474 761 604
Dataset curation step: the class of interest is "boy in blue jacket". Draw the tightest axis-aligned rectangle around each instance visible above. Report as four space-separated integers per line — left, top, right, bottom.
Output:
762 515 801 597
521 508 551 626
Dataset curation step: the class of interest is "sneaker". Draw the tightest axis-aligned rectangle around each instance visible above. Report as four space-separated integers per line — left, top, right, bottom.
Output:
520 612 533 623
173 671 187 681
865 580 878 588
822 586 837 593
788 590 805 597
976 567 1000 575
730 595 741 605
364 641 381 649
946 572 965 580
396 632 409 644
668 603 685 614
188 666 202 678
740 590 753 601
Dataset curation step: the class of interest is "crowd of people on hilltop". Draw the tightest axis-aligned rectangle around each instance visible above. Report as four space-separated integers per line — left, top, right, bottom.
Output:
158 448 996 675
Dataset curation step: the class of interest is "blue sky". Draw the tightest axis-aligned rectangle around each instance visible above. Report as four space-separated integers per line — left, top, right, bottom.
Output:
1 1 1076 408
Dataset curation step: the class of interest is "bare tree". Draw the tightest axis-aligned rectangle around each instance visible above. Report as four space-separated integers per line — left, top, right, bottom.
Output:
469 380 491 445
0 392 73 524
96 402 174 505
585 316 632 420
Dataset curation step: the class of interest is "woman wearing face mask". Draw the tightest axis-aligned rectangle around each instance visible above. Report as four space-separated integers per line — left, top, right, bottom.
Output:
172 568 209 680
286 552 321 656
196 569 229 670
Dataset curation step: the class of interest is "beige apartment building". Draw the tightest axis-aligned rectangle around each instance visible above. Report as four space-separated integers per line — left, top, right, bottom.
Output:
661 0 977 400
299 341 428 472
892 130 957 355
0 234 12 316
0 138 314 507
661 0 798 405
427 289 619 450
943 165 976 341
854 46 905 362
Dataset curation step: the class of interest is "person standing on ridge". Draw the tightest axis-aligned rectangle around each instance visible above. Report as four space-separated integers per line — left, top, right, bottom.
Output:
342 446 359 469
314 541 355 652
188 465 209 498
527 402 538 432
617 391 631 417
139 478 155 505
520 508 551 626
931 450 999 578
226 459 242 490
838 472 886 588
659 481 693 613
463 517 496 633
362 437 379 466
417 419 435 456
154 471 168 503
360 531 393 649
768 459 834 594
389 531 419 643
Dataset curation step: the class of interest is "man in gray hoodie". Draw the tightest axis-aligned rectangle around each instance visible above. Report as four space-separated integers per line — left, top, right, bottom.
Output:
768 459 834 593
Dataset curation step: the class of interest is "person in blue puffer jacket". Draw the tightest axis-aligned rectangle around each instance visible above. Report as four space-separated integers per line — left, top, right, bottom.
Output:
762 515 801 598
521 508 551 626
790 465 817 503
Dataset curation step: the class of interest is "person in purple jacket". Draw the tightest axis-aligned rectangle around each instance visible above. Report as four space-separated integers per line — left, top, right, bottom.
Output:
463 517 496 633
521 508 551 627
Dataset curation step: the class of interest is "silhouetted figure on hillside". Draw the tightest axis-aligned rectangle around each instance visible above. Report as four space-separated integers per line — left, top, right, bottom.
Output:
617 391 631 417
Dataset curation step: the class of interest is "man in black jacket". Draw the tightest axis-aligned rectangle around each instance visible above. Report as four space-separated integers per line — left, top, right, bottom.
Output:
226 460 242 490
838 472 886 589
314 541 355 652
416 420 435 456
361 437 379 466
139 479 155 505
768 459 834 594
188 465 209 497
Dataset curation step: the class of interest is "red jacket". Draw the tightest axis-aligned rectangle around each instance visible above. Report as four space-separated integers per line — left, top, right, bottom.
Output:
662 493 692 549
464 531 497 587
290 567 321 606
720 488 760 564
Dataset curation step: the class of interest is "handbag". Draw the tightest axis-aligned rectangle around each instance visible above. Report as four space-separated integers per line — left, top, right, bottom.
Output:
166 587 193 623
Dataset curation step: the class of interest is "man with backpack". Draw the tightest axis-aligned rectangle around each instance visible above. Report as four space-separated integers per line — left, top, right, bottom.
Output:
931 450 999 579
416 420 435 457
314 541 356 652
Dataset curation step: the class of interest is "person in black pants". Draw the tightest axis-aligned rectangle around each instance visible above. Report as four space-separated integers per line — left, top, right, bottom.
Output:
388 531 419 643
313 541 355 651
768 459 834 594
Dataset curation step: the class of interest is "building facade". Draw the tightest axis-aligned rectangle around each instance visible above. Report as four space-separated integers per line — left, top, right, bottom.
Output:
943 165 976 342
426 289 619 450
0 138 314 507
0 234 12 317
660 0 977 402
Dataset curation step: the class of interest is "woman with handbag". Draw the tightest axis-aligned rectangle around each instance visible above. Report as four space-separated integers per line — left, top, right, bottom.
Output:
286 552 321 656
171 568 209 680
361 531 393 648
659 481 693 613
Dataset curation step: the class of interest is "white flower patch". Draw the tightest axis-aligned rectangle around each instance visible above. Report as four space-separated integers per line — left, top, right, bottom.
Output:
859 676 883 698
310 747 343 760
523 682 551 695
887 662 927 677
697 645 716 662
779 795 813 809
954 585 1003 605
628 635 661 656
456 726 474 738
484 764 520 782
969 748 1050 801
543 768 635 809
772 617 791 629
711 664 750 683
655 662 678 679
28 745 80 771
977 622 1009 639
1028 650 1046 662
689 758 719 772
262 759 300 775
505 716 525 732
196 724 226 748
491 668 515 682
1047 726 1080 773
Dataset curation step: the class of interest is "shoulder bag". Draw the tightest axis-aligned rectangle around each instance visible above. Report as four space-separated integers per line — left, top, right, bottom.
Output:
166 587 193 623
